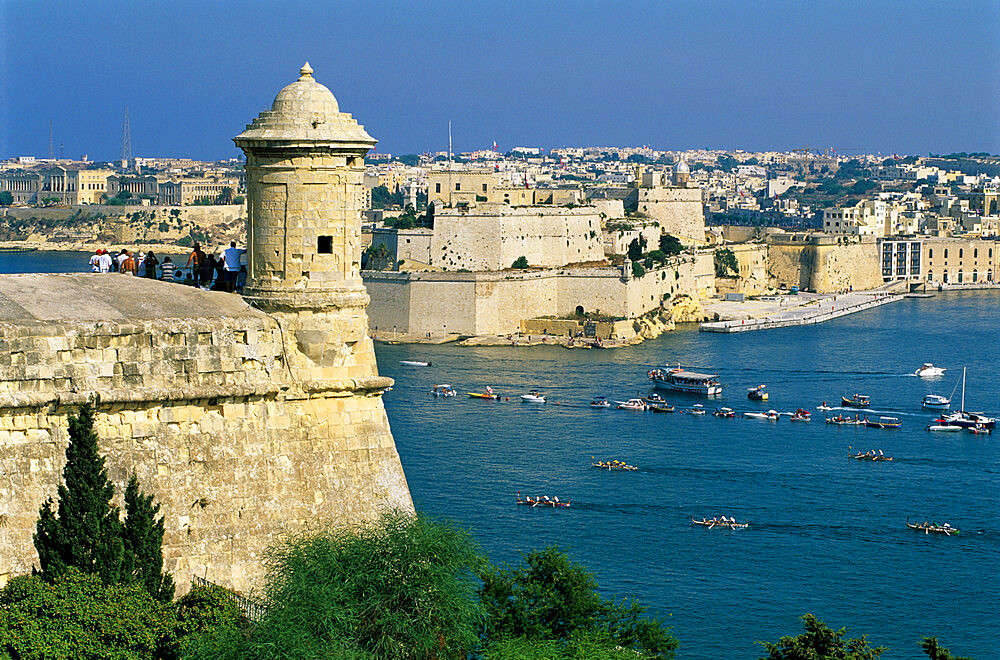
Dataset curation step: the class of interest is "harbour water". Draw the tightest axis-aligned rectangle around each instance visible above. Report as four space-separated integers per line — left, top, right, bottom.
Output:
4 252 997 658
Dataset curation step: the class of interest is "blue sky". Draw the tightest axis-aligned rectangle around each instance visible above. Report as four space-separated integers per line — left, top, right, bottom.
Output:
2 0 998 161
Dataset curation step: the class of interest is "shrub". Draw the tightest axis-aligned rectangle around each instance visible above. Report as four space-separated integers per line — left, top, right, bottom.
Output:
512 256 529 269
758 614 886 660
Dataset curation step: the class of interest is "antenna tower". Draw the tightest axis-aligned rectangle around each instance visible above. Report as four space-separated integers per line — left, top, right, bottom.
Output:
121 106 132 170
49 119 53 159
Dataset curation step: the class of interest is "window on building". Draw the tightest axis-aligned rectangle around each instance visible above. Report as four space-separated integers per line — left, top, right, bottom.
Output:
974 248 978 258
929 248 933 258
944 249 948 258
317 236 333 254
435 183 441 193
482 183 487 192
455 183 461 191
959 249 963 258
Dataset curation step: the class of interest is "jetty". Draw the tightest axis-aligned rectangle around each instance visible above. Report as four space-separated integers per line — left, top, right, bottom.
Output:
699 290 901 333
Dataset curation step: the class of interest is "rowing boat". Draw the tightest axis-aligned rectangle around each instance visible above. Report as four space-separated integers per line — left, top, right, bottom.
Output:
591 459 638 471
848 452 893 461
649 404 675 413
907 517 959 535
517 491 570 507
692 517 749 530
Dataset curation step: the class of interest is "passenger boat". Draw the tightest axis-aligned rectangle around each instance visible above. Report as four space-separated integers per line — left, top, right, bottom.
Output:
686 404 706 415
516 491 570 507
747 384 768 401
400 360 431 367
692 516 749 530
848 447 892 461
926 424 961 432
907 517 959 535
590 396 611 408
864 416 901 429
826 414 862 425
841 394 870 408
914 363 946 378
648 366 723 395
649 403 675 413
713 407 735 418
431 384 456 397
591 458 638 471
520 390 546 403
617 398 647 411
922 394 951 409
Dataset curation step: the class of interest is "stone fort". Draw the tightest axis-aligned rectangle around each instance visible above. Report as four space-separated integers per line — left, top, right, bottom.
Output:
0 64 412 594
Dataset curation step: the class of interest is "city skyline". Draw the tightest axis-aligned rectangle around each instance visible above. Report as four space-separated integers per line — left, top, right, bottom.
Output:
2 0 999 161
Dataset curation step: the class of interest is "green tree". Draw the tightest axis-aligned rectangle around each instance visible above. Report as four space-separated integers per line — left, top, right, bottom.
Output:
395 153 421 167
215 186 234 205
627 235 646 262
33 403 124 585
632 261 646 278
371 184 392 209
0 191 13 206
0 570 177 659
758 614 886 660
483 629 658 659
479 546 677 659
714 248 739 277
206 512 484 659
920 637 970 660
658 233 683 256
122 474 175 601
512 256 529 269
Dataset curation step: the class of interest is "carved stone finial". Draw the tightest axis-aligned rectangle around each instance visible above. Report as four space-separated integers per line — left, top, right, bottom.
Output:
299 62 314 80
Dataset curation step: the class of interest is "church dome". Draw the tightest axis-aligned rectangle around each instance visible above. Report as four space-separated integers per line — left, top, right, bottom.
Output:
673 158 690 173
234 62 375 148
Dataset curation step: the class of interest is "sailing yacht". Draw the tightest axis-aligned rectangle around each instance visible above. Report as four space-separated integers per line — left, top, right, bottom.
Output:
939 367 996 429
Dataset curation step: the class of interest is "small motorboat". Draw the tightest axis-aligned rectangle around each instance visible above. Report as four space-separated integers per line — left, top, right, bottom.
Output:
400 360 431 367
590 396 611 408
841 394 870 408
907 517 959 536
617 398 647 411
747 384 768 401
469 386 499 400
692 516 749 530
517 491 570 508
864 416 901 429
713 407 735 418
686 404 707 415
915 363 946 378
643 393 667 406
969 425 991 435
790 409 811 422
922 394 951 409
649 403 675 413
826 414 862 426
745 410 779 421
926 424 962 432
520 390 546 403
431 384 456 397
816 403 834 411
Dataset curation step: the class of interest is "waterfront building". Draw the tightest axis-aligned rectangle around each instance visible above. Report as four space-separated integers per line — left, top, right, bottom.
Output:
878 237 923 283
922 237 999 285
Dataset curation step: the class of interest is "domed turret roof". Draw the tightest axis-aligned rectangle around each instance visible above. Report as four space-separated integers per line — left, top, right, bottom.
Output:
234 62 375 149
673 158 690 173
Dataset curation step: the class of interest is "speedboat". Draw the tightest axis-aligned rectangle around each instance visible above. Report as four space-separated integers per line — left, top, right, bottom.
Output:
747 384 768 401
400 360 431 367
713 407 735 418
616 398 647 411
590 396 611 408
816 403 834 411
915 363 946 378
745 410 779 421
431 384 456 397
927 424 962 432
790 409 811 422
841 394 870 408
922 394 951 409
520 390 546 403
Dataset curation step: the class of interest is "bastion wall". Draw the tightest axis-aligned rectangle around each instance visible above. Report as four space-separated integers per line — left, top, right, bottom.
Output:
635 187 706 245
767 239 882 293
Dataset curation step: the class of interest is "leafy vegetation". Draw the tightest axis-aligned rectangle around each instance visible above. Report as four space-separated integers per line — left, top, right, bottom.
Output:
0 191 13 206
758 614 886 660
511 255 529 269
920 637 971 660
658 233 683 256
714 248 738 277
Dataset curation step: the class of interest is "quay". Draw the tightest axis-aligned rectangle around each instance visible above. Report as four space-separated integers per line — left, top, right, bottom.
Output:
699 290 901 333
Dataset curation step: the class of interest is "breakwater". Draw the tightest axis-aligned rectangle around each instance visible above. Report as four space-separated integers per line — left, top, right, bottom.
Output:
700 291 901 332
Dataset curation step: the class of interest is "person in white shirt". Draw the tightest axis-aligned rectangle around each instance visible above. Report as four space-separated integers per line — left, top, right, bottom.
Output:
97 250 113 273
88 249 101 272
222 241 245 292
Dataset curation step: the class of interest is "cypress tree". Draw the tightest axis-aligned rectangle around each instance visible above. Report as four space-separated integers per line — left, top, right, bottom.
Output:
33 403 124 584
122 473 175 601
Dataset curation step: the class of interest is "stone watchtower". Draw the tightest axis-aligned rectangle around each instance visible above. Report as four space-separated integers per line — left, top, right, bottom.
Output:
235 63 378 381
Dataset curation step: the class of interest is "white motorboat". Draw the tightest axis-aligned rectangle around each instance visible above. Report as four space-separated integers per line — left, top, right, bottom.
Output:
922 394 951 409
401 360 431 367
590 396 611 408
927 424 962 432
745 410 779 421
915 363 945 378
431 384 456 397
686 404 707 415
520 390 546 403
648 366 723 395
616 398 647 411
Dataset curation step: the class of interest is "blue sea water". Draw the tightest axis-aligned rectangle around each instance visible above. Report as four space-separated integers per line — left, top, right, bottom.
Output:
4 252 997 658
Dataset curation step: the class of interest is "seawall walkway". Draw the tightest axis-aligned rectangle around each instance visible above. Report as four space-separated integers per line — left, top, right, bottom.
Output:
699 291 901 333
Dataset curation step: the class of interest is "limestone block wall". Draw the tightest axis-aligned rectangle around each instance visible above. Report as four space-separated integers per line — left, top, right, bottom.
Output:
767 241 882 293
0 312 410 594
429 205 604 271
636 187 706 244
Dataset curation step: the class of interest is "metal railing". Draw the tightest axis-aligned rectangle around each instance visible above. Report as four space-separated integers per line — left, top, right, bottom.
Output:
191 575 267 622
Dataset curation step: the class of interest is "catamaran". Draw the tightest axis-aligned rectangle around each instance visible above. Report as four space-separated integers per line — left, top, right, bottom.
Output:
938 367 996 429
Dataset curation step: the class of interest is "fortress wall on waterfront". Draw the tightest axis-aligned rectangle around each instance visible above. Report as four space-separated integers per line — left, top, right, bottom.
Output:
0 276 410 595
635 187 706 245
767 239 881 293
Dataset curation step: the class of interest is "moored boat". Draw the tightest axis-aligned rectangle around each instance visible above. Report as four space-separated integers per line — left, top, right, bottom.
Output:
431 384 456 397
922 394 951 409
864 416 901 429
643 393 667 406
747 384 768 401
914 363 946 378
520 390 546 403
935 367 996 429
649 403 675 413
926 424 961 432
617 398 647 411
907 517 959 535
686 404 706 415
649 366 723 395
590 396 611 408
517 491 570 507
841 394 870 408
713 407 735 418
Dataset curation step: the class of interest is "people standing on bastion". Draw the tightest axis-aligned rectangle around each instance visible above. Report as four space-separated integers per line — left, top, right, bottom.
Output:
222 241 245 292
143 251 159 278
117 249 136 275
201 253 217 290
186 243 207 287
97 249 113 273
89 249 101 272
159 256 174 280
